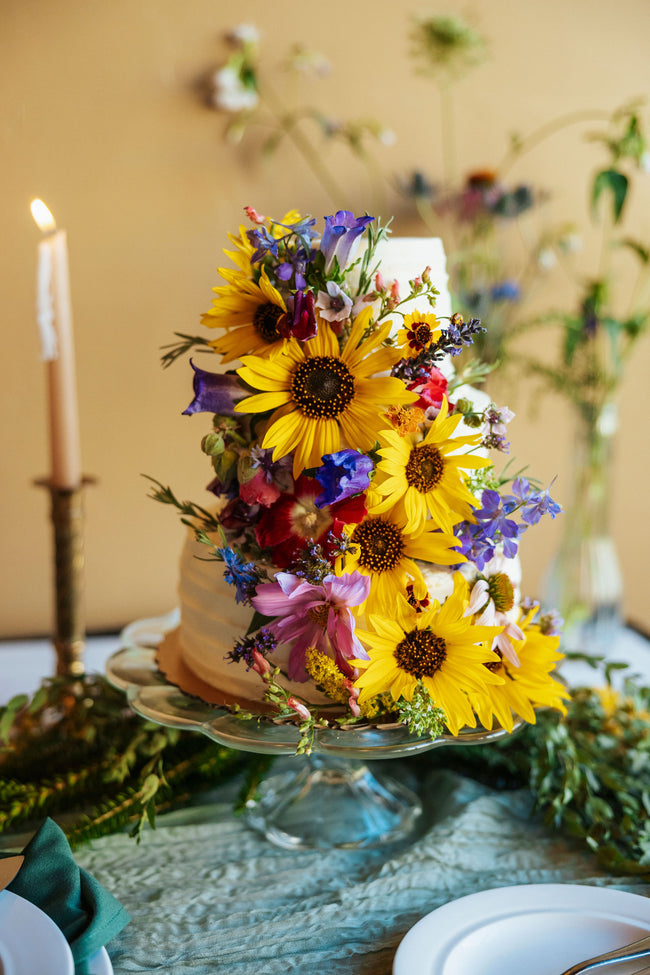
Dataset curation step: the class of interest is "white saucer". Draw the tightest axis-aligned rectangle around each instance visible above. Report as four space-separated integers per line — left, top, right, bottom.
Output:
393 884 650 975
0 889 74 975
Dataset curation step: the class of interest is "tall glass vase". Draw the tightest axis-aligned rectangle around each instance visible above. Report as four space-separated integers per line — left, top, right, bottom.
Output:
543 399 623 655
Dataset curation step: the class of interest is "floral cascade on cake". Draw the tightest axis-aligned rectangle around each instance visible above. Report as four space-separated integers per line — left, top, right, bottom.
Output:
151 207 568 750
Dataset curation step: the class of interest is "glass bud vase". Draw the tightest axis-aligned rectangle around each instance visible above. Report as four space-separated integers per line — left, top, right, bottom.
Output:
542 399 623 655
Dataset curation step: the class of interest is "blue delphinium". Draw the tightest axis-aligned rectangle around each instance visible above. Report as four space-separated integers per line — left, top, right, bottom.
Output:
505 477 563 526
313 449 374 508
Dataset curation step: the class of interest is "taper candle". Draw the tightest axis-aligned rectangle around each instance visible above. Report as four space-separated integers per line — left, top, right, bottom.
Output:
31 198 82 489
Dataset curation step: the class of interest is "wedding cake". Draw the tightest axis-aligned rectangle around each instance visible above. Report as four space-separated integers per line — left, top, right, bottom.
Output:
153 209 567 738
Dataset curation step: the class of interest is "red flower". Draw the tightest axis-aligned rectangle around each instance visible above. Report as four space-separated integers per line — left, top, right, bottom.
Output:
239 469 281 508
410 366 449 410
255 475 366 568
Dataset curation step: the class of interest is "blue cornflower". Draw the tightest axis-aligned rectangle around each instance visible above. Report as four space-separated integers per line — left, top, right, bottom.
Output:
218 547 259 604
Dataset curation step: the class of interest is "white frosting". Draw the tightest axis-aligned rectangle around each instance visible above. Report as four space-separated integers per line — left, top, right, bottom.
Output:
374 237 452 320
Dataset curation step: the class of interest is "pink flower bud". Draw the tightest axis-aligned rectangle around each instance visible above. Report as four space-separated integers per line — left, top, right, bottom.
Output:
412 275 422 289
389 279 400 300
422 265 431 283
287 697 311 721
244 206 265 225
252 650 271 676
344 680 361 717
374 271 385 292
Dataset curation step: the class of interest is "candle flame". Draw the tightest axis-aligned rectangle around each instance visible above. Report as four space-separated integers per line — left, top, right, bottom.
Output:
30 198 56 233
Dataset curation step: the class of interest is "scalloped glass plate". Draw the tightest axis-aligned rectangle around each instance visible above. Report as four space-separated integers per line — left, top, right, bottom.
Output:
107 612 522 759
106 614 523 850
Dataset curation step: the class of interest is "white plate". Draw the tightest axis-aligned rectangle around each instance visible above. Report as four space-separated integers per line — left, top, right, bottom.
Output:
87 946 114 975
393 884 650 975
0 889 74 975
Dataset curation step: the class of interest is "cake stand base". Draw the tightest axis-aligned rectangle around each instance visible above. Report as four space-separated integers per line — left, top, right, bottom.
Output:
243 755 421 850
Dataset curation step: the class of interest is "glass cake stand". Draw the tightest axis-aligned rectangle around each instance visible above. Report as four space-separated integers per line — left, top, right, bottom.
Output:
106 613 523 851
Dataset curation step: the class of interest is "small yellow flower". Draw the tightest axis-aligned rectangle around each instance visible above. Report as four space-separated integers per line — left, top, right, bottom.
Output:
398 310 442 356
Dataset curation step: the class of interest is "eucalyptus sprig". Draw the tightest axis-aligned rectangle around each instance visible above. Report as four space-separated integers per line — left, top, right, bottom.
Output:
425 658 650 875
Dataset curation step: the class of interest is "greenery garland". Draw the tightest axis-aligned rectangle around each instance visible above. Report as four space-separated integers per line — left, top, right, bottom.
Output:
1 657 649 875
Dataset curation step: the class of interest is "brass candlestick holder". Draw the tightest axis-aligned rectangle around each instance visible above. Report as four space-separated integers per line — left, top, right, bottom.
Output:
37 478 94 678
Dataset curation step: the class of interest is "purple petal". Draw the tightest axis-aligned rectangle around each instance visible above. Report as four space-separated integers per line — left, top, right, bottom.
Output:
183 360 244 415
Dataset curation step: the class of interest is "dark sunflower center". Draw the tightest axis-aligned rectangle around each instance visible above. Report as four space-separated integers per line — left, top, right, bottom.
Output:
413 323 433 346
291 356 355 419
485 650 504 674
487 572 514 613
307 604 330 628
394 628 447 678
253 302 283 343
405 444 445 492
351 518 404 574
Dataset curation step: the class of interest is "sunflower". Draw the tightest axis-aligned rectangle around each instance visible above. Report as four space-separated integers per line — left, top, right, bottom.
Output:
235 308 416 478
338 506 463 614
467 606 569 732
202 267 290 363
350 575 503 735
369 395 490 534
397 310 442 355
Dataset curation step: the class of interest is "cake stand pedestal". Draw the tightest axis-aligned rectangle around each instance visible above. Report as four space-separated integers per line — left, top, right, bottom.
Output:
107 614 522 851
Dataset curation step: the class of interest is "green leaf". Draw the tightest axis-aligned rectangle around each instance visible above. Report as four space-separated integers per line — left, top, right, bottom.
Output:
617 237 650 264
591 169 629 224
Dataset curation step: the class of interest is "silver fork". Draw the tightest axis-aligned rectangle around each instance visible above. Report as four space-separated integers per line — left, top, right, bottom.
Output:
560 934 650 975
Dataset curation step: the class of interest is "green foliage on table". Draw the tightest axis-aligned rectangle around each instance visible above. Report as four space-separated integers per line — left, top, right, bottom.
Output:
2 660 649 877
0 675 249 847
427 655 650 876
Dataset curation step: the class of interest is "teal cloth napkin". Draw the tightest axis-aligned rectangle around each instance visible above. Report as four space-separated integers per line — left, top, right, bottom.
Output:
2 817 130 972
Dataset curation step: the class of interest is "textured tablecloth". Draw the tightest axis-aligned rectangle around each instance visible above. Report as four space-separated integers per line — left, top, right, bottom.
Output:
69 763 649 975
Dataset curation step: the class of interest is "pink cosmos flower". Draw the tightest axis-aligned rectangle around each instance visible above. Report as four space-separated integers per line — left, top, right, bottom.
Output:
252 571 371 681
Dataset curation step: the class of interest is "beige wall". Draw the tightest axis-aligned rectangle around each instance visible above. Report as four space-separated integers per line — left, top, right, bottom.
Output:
1 0 649 639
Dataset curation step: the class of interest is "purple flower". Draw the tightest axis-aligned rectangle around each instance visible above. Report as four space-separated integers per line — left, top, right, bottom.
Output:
505 478 563 526
279 289 318 342
247 226 280 263
275 246 311 290
227 627 277 667
320 211 374 273
251 570 370 680
218 547 260 604
539 610 564 637
183 361 244 415
313 449 373 508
